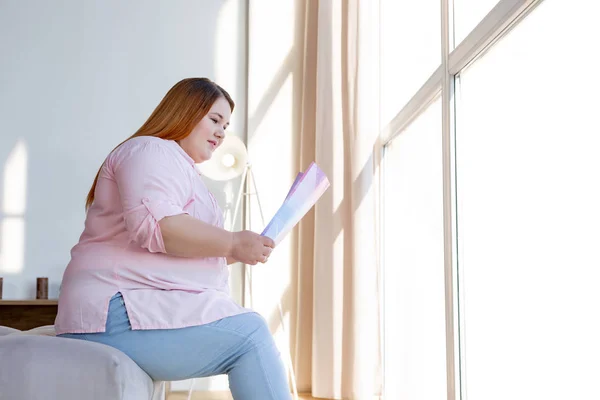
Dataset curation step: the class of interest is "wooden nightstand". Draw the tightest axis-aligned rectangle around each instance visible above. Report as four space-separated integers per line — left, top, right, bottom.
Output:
0 300 58 330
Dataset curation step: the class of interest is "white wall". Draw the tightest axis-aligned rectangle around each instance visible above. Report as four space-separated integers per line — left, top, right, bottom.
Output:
0 0 247 300
0 0 247 392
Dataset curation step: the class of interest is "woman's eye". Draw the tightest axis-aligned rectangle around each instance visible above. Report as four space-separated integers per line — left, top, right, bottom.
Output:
210 118 218 124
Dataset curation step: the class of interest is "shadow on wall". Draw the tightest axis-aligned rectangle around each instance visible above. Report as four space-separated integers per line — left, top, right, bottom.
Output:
0 0 232 299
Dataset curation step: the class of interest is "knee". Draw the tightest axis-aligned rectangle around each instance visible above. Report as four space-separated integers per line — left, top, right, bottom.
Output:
241 312 275 348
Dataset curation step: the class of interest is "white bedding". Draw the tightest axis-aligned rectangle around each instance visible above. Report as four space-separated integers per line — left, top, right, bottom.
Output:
0 326 165 400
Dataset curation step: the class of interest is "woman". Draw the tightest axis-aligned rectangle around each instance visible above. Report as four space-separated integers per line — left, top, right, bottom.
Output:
55 78 291 399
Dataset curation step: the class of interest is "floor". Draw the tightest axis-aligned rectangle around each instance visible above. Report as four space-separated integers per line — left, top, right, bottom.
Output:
167 392 317 400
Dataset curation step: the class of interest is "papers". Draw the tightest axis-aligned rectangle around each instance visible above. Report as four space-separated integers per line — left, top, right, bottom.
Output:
261 162 330 245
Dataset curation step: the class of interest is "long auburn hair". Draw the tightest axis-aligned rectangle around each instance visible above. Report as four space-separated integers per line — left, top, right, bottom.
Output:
85 78 234 210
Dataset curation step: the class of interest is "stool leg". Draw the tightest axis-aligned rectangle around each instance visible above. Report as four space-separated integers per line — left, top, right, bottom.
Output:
186 379 196 400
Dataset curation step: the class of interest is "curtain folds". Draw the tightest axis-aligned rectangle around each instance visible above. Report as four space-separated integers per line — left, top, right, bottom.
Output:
291 1 382 398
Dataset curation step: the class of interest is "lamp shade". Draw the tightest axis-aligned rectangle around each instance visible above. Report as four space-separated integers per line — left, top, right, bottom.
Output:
196 135 248 181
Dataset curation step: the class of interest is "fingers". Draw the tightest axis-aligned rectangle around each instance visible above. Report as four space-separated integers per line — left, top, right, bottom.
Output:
230 231 276 265
258 248 272 264
258 236 274 264
249 255 268 265
262 246 272 258
261 235 275 248
238 232 273 264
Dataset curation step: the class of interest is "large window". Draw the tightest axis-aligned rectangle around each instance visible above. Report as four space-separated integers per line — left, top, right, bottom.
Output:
381 0 600 399
383 98 446 400
380 0 440 126
456 1 600 398
453 0 500 46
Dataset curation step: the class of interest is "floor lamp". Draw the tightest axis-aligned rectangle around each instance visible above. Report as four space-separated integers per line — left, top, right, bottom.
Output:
193 135 299 400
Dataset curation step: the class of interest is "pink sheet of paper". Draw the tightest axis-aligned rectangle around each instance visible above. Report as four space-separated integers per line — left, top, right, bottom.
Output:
261 162 330 245
285 172 303 200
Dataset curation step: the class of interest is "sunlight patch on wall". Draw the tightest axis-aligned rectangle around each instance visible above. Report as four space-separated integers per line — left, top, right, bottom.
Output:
246 75 295 320
0 139 28 274
215 0 241 97
3 140 27 215
247 0 296 118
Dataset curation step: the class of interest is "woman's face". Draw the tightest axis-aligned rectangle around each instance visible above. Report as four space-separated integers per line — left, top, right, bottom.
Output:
179 96 231 163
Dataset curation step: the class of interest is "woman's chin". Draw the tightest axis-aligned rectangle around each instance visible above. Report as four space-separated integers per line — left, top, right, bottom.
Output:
193 151 213 164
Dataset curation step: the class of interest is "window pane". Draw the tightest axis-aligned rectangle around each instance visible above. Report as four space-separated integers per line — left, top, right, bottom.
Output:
383 98 446 400
456 1 600 399
380 0 440 127
454 0 500 46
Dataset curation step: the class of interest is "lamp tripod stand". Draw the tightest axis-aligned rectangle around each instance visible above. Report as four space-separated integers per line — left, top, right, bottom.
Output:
230 163 299 400
190 149 298 399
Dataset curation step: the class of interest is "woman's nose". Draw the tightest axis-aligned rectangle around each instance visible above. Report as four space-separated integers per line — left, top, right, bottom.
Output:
214 129 224 139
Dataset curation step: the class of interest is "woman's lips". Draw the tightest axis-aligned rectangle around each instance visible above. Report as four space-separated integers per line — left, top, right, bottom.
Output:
207 140 217 149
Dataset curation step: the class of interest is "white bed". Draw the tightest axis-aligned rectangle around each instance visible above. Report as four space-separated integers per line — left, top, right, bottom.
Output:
0 325 166 400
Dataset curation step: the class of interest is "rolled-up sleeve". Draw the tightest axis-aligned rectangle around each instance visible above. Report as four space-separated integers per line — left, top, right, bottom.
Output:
112 140 190 253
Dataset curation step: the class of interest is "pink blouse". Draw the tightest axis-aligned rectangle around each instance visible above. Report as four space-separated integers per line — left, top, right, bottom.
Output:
55 136 250 334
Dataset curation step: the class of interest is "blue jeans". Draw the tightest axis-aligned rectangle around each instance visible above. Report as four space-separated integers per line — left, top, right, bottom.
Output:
59 293 291 400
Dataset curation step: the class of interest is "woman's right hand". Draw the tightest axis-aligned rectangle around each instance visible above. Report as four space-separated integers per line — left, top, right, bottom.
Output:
230 231 275 265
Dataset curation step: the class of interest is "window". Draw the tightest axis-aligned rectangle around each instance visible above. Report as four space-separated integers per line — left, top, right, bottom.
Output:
383 98 446 400
381 0 600 398
380 0 440 126
453 0 500 46
456 1 600 398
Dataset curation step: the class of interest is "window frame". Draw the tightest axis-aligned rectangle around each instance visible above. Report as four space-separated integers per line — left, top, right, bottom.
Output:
379 1 545 399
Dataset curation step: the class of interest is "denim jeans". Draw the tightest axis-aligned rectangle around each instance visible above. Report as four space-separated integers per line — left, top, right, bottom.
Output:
59 293 291 400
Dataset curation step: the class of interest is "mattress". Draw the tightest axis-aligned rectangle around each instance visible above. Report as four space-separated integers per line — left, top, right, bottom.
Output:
0 326 164 400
